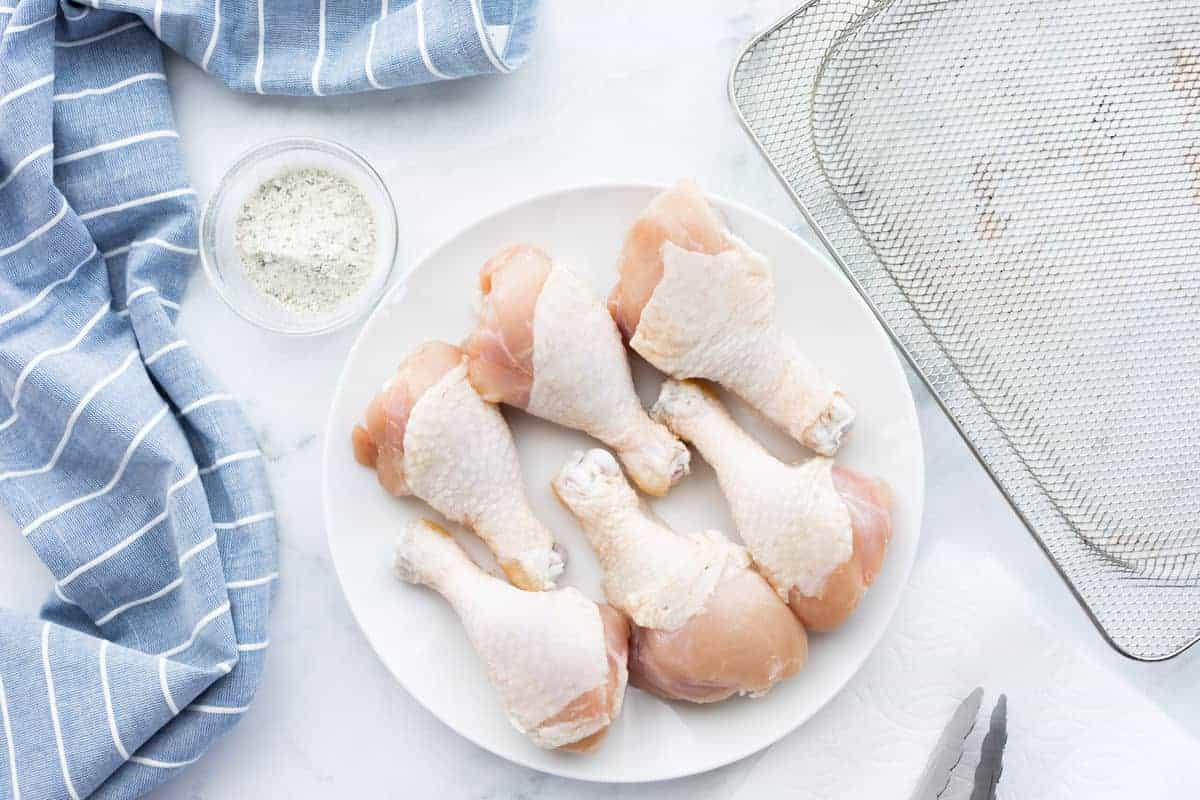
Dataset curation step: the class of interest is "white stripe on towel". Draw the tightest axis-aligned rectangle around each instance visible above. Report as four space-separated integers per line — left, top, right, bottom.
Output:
97 575 183 626
178 393 233 416
213 510 274 530
104 237 198 259
99 641 131 760
158 657 178 714
0 7 16 12
23 405 171 537
468 0 507 73
201 0 220 71
54 130 178 165
0 245 97 327
179 534 216 566
0 675 19 800
189 704 249 715
199 449 263 476
55 21 139 48
0 350 139 482
158 602 230 658
126 286 159 304
254 0 265 94
0 300 110 432
4 13 55 34
416 0 449 79
53 583 74 606
311 0 326 95
43 624 81 800
78 187 195 221
0 74 53 108
226 572 278 589
53 73 166 102
121 288 181 315
152 0 162 36
130 754 202 769
0 200 66 257
365 22 383 89
237 640 269 652
57 467 198 585
0 144 53 192
144 339 187 366
365 0 387 89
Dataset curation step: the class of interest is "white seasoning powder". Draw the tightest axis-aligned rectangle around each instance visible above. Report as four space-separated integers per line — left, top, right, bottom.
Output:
235 167 376 314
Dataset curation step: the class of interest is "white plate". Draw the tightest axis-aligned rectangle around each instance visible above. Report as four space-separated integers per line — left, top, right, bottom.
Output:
322 183 924 783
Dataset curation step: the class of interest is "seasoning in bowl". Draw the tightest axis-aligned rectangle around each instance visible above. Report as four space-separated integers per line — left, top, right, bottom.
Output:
235 167 376 314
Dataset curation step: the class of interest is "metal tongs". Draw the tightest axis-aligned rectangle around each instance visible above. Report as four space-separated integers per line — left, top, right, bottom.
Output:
909 688 1008 800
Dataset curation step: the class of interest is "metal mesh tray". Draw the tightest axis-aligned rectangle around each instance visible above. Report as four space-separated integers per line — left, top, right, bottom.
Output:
730 0 1200 660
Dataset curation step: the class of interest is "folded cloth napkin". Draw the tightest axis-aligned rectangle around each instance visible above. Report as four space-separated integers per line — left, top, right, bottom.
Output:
731 539 1200 799
0 1 536 797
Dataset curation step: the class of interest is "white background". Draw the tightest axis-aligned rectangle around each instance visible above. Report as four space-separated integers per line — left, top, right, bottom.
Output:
1 2 1197 797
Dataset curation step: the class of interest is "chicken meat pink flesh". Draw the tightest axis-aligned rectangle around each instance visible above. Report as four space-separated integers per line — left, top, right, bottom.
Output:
352 340 464 497
789 466 892 631
553 448 807 704
464 245 551 408
608 180 731 340
552 604 630 753
630 568 808 703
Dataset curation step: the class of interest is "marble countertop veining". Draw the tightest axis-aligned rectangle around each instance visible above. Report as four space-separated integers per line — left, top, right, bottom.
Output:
1 3 1197 797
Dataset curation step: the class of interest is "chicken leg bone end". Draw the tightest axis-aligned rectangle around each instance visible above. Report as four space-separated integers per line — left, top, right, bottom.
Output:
803 393 855 457
616 418 692 497
500 545 566 592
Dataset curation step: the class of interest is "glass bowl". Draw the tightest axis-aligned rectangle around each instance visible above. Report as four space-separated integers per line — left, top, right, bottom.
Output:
200 137 398 336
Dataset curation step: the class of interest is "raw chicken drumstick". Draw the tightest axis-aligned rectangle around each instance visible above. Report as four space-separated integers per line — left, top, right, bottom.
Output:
465 244 690 496
608 179 854 456
395 519 628 751
653 380 892 631
352 341 563 590
552 449 807 703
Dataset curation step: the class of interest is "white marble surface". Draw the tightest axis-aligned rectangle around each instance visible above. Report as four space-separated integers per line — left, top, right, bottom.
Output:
2 2 1198 796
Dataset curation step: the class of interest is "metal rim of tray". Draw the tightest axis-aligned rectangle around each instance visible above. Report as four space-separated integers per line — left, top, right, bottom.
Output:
727 1 1200 662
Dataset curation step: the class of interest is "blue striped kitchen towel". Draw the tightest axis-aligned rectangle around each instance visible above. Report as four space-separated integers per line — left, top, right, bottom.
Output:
0 1 537 797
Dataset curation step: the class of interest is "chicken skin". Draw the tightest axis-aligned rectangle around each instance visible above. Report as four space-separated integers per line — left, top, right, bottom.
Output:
466 244 689 496
609 180 854 456
353 341 563 590
395 519 628 751
653 379 892 631
553 449 807 703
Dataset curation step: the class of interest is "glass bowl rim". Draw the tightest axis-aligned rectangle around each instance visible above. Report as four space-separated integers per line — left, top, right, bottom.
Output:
198 136 399 336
